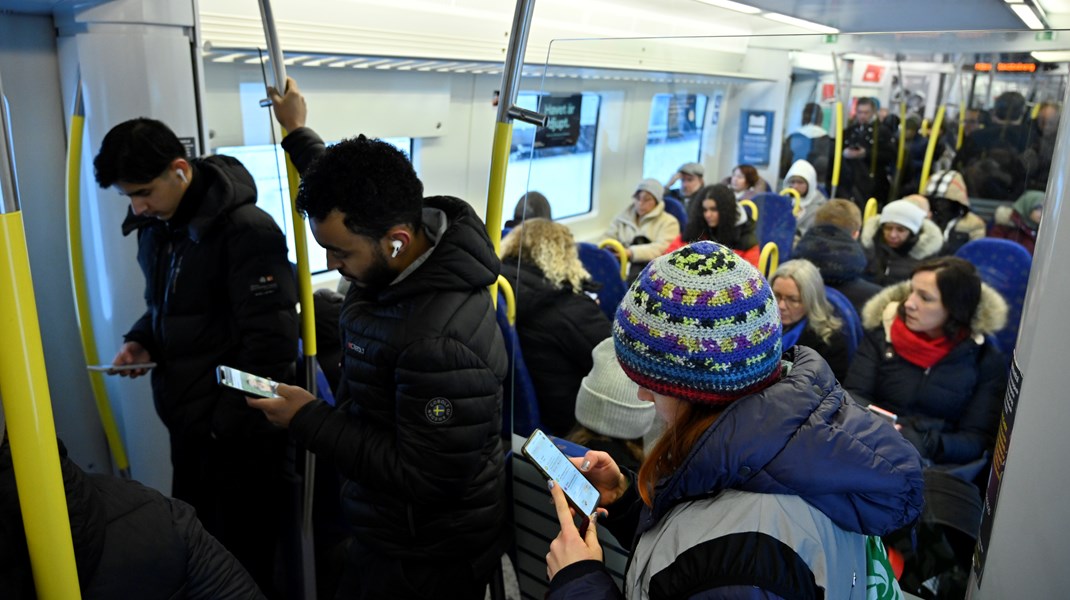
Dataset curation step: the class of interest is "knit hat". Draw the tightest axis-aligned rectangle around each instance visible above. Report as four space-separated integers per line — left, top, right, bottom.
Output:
879 199 926 235
925 170 969 207
574 338 653 439
678 162 705 178
613 242 782 405
635 178 664 204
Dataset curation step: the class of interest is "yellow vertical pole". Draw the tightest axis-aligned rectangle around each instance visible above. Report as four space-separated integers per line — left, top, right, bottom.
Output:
919 105 946 195
0 79 82 599
831 101 844 198
957 100 966 150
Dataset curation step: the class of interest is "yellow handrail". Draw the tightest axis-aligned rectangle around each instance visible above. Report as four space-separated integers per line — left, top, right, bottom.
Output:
739 199 758 222
864 197 879 223
598 238 630 280
497 275 516 325
895 102 907 179
957 100 966 150
758 242 779 280
779 187 802 216
65 83 131 477
831 101 843 197
919 105 946 195
1031 102 1042 120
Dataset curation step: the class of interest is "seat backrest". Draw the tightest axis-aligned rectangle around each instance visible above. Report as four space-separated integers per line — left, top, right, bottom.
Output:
496 293 541 438
955 238 1032 354
751 192 798 262
824 286 863 360
662 196 688 230
577 242 628 321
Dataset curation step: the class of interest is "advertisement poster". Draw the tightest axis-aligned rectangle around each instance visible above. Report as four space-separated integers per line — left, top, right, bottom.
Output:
535 94 582 149
738 110 774 166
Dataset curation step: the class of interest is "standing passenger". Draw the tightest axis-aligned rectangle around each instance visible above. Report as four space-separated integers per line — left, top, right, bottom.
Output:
780 101 832 187
93 118 299 596
254 78 509 600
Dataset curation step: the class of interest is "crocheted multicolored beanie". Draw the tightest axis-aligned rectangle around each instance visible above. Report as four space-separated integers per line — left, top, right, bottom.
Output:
613 241 782 405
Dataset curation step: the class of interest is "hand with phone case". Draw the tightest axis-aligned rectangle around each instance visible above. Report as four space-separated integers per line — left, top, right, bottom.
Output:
109 341 153 378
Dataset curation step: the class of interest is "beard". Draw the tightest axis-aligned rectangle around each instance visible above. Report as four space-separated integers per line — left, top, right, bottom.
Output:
355 244 399 292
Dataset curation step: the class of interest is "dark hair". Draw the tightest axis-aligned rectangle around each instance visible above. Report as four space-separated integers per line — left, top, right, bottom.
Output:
683 184 739 247
297 135 423 239
802 102 823 126
733 164 759 188
993 91 1026 123
856 97 877 111
899 256 982 339
513 191 552 222
566 425 645 465
93 118 186 187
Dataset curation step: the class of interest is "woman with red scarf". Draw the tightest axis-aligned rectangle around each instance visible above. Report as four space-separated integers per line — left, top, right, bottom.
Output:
845 257 1008 467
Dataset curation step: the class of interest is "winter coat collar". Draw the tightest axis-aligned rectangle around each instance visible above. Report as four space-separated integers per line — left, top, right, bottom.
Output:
794 224 867 284
614 198 667 227
121 156 257 242
642 346 924 538
860 280 1008 344
860 215 944 259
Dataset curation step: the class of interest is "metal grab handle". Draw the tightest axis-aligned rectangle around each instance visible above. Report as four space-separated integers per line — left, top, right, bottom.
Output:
779 188 802 216
759 242 780 279
598 239 630 281
739 199 759 222
507 105 547 127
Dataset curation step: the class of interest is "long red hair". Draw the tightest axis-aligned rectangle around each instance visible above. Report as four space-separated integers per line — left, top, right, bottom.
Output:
637 402 722 507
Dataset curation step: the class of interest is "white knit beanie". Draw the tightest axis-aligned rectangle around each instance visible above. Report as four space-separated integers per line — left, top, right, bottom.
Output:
879 199 927 235
574 338 654 440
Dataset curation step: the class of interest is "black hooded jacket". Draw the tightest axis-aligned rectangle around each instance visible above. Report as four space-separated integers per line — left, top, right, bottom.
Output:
283 127 508 568
0 438 263 599
122 156 299 438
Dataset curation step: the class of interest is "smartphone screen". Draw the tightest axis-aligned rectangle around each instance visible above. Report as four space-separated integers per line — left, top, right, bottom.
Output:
216 365 277 398
522 429 600 516
868 404 898 425
87 363 156 372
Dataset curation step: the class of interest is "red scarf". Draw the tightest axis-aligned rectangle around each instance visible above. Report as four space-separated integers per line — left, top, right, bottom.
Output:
890 316 966 369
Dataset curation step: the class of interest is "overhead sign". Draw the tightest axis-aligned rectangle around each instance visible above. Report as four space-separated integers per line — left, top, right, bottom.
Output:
535 94 582 149
973 62 1037 73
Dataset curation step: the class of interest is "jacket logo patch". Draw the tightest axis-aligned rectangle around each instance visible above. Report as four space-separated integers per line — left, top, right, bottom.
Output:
346 342 365 354
425 398 453 424
249 275 279 297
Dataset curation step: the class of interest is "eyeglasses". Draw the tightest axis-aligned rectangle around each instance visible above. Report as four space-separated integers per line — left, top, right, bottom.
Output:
774 293 802 307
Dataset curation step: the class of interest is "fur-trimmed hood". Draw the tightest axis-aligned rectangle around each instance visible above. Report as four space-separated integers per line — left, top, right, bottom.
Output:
950 212 987 240
860 215 944 259
860 280 1008 342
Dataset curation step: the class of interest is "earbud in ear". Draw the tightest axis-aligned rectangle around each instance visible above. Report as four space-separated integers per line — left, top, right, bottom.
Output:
391 239 403 258
176 169 188 184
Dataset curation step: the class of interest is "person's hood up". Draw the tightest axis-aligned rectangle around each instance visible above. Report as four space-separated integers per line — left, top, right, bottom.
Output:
784 159 823 210
797 124 828 139
860 280 1008 342
860 215 944 259
639 347 925 538
1013 190 1045 227
794 224 867 284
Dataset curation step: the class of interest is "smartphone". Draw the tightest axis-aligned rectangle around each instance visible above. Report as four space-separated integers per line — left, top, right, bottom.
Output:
87 363 156 372
521 429 600 516
868 404 898 425
216 365 278 398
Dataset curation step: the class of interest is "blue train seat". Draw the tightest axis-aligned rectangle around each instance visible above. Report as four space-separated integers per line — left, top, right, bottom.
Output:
751 192 797 262
496 293 541 439
662 196 688 230
955 238 1032 355
577 242 628 321
825 286 863 360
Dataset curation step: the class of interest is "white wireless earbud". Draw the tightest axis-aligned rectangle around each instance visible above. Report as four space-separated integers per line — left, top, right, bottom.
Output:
176 169 188 184
391 240 403 258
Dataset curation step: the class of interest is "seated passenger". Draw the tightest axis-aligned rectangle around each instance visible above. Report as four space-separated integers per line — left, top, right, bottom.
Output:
0 435 262 599
501 219 612 436
604 179 681 281
794 199 882 315
503 191 552 229
784 159 829 235
662 162 705 208
545 242 923 599
771 259 851 382
566 338 654 472
845 257 1008 469
990 189 1044 255
862 198 942 286
664 184 759 266
923 170 986 255
726 164 768 201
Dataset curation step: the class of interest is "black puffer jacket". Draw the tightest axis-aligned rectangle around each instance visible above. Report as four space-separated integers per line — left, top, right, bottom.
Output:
122 156 298 438
289 194 509 566
844 282 1009 465
500 260 611 436
0 438 263 599
860 216 943 287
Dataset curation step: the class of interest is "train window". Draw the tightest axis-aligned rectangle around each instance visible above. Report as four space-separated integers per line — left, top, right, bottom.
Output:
503 92 601 226
643 93 708 180
217 138 413 274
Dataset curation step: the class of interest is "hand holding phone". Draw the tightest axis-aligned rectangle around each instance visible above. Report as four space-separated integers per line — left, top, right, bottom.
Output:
88 363 157 374
522 429 600 516
216 365 278 398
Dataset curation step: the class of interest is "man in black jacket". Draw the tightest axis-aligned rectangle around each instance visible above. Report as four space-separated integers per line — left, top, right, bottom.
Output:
249 78 508 599
93 119 298 597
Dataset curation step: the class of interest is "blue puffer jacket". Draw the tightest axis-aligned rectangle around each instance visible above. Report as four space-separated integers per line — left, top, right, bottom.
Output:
548 346 924 599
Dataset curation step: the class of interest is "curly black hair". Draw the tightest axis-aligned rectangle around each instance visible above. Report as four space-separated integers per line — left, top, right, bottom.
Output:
93 118 186 187
296 135 423 239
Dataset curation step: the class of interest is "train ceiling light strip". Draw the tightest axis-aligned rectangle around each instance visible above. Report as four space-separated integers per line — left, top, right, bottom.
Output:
762 12 839 34
1010 3 1046 29
694 0 762 14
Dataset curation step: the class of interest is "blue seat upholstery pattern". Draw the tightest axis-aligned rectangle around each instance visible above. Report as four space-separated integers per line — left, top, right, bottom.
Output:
577 242 628 321
824 286 863 361
751 192 797 262
496 293 541 438
955 238 1032 354
662 196 688 230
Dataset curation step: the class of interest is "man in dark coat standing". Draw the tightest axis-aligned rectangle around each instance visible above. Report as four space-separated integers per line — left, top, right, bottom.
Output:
93 119 299 597
249 78 509 600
